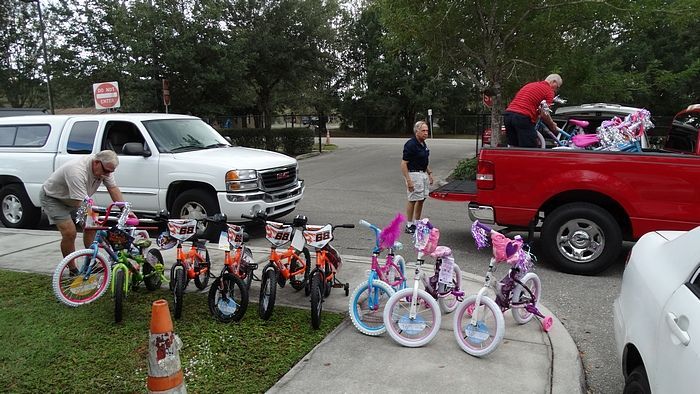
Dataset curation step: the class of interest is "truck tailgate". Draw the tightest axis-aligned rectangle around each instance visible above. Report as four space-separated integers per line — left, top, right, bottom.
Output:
429 179 476 202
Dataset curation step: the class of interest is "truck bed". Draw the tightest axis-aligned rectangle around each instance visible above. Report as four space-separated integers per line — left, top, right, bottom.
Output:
429 179 476 202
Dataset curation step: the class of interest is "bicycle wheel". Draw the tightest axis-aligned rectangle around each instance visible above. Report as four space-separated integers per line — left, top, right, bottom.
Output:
193 249 211 290
114 268 125 323
239 247 255 290
208 273 249 323
143 249 164 291
290 247 311 291
382 287 441 347
453 294 505 357
323 262 332 298
511 272 542 324
258 265 278 320
348 279 394 336
310 271 324 329
438 263 462 314
172 264 186 320
52 249 111 307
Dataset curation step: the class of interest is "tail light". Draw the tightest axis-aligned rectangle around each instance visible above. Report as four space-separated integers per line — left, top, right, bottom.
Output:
476 160 495 190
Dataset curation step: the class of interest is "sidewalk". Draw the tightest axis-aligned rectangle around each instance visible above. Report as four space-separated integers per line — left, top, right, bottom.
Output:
0 228 584 393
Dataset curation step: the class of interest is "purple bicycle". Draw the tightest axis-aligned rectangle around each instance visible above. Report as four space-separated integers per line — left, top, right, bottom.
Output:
453 220 553 357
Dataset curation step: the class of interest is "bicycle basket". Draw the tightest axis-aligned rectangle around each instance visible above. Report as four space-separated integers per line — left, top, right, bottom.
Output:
106 227 134 251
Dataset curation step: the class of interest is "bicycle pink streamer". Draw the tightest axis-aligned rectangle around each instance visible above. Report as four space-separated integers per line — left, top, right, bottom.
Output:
379 213 406 249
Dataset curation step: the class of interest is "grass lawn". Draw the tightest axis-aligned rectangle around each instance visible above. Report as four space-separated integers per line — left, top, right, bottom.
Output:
0 270 344 393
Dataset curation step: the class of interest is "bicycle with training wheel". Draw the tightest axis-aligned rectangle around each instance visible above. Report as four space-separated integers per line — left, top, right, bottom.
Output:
303 221 354 329
207 219 257 323
52 199 166 315
382 218 464 347
452 220 552 357
242 212 311 321
157 214 224 319
349 214 408 336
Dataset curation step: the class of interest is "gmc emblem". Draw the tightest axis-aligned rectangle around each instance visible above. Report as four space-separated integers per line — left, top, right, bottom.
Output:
276 171 290 180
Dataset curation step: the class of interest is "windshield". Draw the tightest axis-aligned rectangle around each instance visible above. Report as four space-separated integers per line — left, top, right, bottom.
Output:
142 119 230 153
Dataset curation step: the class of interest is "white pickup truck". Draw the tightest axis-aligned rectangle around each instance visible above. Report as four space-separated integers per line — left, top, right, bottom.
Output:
0 113 304 238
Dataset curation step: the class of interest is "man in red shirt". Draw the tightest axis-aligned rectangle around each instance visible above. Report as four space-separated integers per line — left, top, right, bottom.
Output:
504 74 562 147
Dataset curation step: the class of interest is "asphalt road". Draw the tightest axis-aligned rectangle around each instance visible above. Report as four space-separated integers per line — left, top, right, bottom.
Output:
15 137 624 393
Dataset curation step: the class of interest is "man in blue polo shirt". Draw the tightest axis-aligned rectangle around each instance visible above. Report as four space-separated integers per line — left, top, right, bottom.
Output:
401 121 434 234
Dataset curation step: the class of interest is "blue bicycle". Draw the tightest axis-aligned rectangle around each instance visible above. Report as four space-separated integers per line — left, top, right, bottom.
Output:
349 214 407 336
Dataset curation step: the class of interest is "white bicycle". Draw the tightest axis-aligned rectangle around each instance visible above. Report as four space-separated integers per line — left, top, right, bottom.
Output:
382 219 463 347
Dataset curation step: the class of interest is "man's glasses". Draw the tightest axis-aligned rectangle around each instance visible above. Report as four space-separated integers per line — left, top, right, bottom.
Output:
99 161 114 174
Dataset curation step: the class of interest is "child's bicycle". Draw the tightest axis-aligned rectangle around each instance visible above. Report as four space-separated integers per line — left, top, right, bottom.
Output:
303 221 354 329
349 213 407 336
52 199 166 314
242 212 311 320
382 218 464 347
452 220 553 357
207 220 257 323
157 214 224 319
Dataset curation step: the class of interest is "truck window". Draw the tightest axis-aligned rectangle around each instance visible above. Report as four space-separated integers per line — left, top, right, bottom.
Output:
665 113 699 154
0 124 50 147
103 121 145 154
67 121 99 154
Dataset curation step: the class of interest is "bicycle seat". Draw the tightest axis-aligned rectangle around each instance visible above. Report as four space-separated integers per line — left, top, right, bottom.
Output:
568 119 589 128
431 245 452 258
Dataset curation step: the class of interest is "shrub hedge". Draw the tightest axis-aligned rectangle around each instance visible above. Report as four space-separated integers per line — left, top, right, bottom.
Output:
217 127 314 156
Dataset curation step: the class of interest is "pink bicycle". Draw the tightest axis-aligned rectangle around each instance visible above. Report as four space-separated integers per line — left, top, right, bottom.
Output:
453 220 553 357
349 213 408 336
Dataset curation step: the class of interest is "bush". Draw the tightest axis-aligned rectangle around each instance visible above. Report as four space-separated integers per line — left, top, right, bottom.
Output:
217 127 313 156
450 156 477 180
279 128 314 156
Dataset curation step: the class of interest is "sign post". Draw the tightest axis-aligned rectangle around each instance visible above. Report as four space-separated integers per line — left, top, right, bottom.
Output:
427 108 433 138
162 79 170 113
93 81 121 111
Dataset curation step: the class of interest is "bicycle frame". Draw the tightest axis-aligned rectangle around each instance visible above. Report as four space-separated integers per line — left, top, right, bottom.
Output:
220 223 257 280
263 221 307 280
175 240 208 279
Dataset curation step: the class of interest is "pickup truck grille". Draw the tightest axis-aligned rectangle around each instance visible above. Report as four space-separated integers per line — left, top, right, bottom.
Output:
260 166 297 191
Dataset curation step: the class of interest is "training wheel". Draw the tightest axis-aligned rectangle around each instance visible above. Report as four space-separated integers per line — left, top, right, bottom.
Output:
541 316 553 332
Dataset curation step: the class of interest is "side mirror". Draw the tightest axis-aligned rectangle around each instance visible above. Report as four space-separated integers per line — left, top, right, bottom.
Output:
224 136 233 144
122 142 151 157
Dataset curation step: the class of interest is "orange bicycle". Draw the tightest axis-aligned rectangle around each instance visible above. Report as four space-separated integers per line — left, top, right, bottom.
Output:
207 221 257 322
243 212 311 321
303 222 354 329
157 214 224 319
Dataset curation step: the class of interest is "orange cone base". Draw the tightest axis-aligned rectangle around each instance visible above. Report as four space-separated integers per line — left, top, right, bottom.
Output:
147 370 186 393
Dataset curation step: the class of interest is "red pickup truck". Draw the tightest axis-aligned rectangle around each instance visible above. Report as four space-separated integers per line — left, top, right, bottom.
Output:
431 105 700 275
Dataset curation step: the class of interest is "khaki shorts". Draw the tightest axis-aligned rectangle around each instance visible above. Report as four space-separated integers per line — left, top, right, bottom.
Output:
40 189 75 225
406 171 429 201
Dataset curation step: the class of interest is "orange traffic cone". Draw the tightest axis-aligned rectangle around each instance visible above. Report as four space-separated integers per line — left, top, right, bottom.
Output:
147 299 186 393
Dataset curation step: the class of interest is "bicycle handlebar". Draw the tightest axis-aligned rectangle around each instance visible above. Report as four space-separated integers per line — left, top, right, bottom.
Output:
333 224 355 230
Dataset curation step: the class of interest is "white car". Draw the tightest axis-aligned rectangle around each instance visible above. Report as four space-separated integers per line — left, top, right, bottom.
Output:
613 226 700 393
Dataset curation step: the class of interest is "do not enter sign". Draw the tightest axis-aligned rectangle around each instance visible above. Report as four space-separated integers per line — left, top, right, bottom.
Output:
93 81 121 110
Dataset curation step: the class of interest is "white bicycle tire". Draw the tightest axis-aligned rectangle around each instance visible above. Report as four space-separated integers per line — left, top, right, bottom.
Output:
383 287 441 347
511 272 542 324
52 249 112 307
453 294 505 357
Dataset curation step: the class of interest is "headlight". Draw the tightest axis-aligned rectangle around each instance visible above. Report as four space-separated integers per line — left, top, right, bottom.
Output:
226 169 258 192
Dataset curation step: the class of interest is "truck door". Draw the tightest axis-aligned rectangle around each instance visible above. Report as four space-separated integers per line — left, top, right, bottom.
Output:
98 120 159 214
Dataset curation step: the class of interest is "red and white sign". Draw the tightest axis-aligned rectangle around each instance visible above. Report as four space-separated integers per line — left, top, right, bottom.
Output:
483 94 493 108
93 81 121 110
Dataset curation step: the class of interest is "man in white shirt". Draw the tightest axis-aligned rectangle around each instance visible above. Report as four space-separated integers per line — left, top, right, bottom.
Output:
40 150 127 273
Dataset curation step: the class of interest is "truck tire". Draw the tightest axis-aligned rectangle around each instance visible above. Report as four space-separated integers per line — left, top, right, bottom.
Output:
541 202 622 275
0 184 42 229
172 189 220 241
